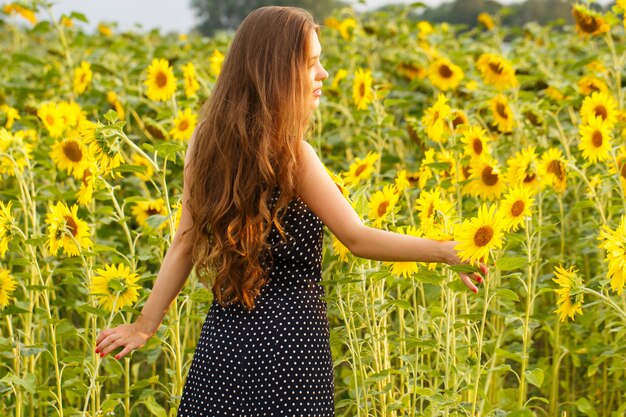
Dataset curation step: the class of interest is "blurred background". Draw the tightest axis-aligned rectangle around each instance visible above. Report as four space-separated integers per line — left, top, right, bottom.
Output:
0 0 618 34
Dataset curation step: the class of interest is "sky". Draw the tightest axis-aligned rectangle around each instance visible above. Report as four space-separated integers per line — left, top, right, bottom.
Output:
0 0 615 34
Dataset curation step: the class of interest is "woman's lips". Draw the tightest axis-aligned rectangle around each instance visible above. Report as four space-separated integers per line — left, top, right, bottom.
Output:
313 88 322 97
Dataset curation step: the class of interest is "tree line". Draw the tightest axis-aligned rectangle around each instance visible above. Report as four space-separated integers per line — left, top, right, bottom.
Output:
191 0 618 36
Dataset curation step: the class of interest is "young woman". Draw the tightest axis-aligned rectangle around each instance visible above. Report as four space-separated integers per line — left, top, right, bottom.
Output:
95 6 488 416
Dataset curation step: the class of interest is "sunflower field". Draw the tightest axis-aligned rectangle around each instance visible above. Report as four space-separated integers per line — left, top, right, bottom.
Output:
1 0 626 416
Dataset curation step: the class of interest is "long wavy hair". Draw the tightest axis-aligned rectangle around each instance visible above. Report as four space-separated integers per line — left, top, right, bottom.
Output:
184 6 320 311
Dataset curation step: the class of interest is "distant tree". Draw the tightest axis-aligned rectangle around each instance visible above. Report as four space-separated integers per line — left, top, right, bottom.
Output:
191 0 347 36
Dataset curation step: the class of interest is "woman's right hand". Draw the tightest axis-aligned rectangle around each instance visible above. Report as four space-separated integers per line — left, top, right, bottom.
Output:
441 240 489 294
95 321 154 360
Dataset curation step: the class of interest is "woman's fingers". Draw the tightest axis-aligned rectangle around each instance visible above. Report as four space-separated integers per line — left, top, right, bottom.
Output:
114 344 135 360
471 272 483 284
460 272 478 294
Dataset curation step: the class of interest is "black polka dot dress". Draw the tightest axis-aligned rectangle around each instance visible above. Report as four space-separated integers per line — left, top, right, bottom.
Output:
176 187 334 417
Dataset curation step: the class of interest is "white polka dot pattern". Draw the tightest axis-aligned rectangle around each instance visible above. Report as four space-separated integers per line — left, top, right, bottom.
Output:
176 186 334 416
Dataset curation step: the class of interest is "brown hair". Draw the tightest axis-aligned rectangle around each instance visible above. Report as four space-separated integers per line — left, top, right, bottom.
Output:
184 6 320 311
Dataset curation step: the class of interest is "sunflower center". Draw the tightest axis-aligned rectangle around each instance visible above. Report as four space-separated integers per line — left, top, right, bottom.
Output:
354 163 367 177
574 11 600 34
427 202 434 218
489 61 503 75
592 130 603 148
82 168 93 186
472 138 483 154
63 141 83 162
481 166 499 186
359 82 365 98
547 160 563 178
462 164 471 179
46 115 55 125
156 71 168 88
146 208 160 216
511 200 525 217
452 114 465 129
594 105 607 120
496 103 508 118
473 225 494 247
433 111 440 121
178 119 189 132
439 64 453 79
524 172 536 183
377 201 389 217
64 215 78 236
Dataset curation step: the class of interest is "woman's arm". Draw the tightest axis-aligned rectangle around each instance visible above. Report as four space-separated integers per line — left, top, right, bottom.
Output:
95 127 200 359
295 140 487 290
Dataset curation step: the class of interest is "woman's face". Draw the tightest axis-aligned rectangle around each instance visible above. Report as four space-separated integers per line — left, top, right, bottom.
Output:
307 29 328 111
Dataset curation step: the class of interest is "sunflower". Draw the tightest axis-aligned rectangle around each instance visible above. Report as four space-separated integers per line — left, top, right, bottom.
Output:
37 102 65 138
578 115 612 164
580 91 619 129
0 201 14 257
368 184 399 227
396 62 426 82
489 94 515 133
599 215 626 295
0 268 18 309
132 198 168 230
467 157 506 200
343 151 379 187
477 12 495 30
476 53 518 90
552 264 584 322
421 93 452 143
60 15 73 28
170 108 197 141
434 148 460 185
209 49 225 78
76 162 99 207
577 75 608 96
415 187 455 240
415 149 435 189
106 91 125 120
427 57 464 91
73 61 92 95
451 109 469 133
329 68 348 93
182 62 200 98
505 146 540 190
90 263 141 312
499 186 535 232
58 101 86 129
144 58 177 102
544 86 565 101
131 153 155 183
97 23 113 37
338 18 357 41
50 133 89 179
454 203 505 264
353 68 374 110
384 226 422 278
3 3 36 24
572 4 610 37
78 119 125 176
0 104 20 129
460 125 492 162
0 129 33 176
332 235 350 262
171 201 182 230
45 201 92 257
538 147 567 193
417 20 433 39
394 169 410 194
